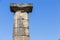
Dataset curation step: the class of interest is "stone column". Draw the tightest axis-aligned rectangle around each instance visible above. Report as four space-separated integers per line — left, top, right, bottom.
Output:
10 3 33 40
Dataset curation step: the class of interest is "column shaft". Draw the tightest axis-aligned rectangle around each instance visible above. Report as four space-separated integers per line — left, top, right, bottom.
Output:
13 11 29 40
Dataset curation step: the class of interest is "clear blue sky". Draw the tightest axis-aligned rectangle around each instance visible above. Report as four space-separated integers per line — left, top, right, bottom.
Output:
0 0 60 40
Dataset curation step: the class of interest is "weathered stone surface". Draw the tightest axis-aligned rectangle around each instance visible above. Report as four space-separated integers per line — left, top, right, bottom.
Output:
13 11 29 40
10 3 33 40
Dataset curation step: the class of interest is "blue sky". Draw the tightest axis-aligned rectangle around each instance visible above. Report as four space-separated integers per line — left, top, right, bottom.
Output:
0 0 60 40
